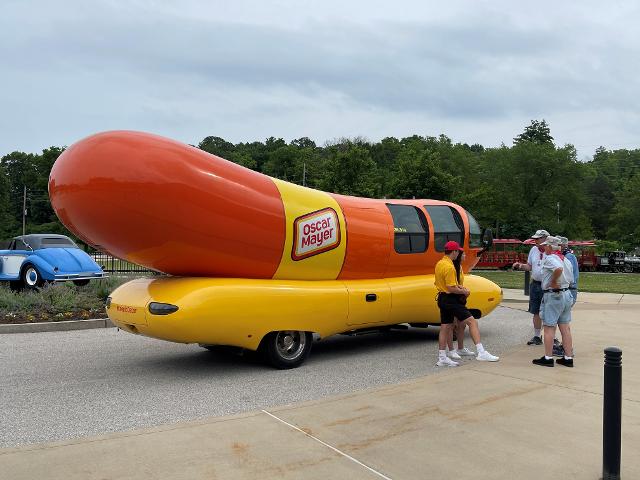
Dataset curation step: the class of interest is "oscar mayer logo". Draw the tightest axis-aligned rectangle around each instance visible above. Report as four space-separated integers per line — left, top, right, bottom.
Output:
292 208 341 260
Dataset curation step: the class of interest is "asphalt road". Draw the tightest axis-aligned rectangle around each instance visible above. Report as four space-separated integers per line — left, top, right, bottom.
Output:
0 305 530 448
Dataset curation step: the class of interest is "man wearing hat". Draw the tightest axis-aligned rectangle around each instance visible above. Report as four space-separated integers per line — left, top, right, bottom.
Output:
552 236 579 357
532 236 574 367
513 229 549 345
558 236 579 305
434 240 499 366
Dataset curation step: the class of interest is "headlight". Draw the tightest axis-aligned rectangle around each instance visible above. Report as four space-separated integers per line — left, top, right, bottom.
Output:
148 302 179 315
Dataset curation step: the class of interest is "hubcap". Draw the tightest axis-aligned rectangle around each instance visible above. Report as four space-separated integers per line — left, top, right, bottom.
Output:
275 331 306 360
25 268 38 286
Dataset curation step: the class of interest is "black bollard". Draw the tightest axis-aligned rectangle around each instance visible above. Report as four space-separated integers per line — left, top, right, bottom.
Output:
603 347 622 480
524 270 530 296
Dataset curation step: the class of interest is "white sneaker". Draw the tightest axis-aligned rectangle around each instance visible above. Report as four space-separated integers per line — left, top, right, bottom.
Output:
476 350 499 362
457 347 476 356
436 357 459 367
448 350 462 360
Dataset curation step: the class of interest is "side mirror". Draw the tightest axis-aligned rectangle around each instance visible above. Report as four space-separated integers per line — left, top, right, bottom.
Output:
482 228 493 248
479 228 493 254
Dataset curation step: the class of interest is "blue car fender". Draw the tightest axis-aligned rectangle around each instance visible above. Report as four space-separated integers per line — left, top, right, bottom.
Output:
22 255 57 281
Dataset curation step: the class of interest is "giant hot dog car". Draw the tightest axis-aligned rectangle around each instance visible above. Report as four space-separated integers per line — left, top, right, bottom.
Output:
48 131 502 368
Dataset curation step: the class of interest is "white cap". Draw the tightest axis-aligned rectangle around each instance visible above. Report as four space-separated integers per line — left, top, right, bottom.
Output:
540 236 562 249
531 229 550 239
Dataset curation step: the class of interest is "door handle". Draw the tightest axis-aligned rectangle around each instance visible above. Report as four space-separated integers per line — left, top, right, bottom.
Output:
365 293 377 302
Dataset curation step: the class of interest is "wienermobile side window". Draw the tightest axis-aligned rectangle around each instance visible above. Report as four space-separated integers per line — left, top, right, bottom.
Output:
424 205 465 252
466 211 483 248
386 204 429 254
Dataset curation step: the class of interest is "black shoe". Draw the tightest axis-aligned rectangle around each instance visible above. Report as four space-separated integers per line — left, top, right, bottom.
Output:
552 344 565 357
527 336 543 345
556 357 574 368
532 356 554 367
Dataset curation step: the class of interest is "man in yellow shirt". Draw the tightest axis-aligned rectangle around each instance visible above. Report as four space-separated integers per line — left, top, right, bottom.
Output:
435 241 500 366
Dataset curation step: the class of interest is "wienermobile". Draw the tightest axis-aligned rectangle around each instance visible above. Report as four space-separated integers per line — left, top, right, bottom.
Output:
48 131 502 368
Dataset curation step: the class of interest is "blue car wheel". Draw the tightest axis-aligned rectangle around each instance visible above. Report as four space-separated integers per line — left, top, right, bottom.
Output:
21 263 43 289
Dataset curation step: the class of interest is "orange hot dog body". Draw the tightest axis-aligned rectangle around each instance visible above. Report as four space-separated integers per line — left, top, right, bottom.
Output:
49 131 479 279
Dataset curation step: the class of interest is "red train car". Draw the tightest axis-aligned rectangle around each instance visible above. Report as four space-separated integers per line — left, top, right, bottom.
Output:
569 240 597 271
476 239 527 269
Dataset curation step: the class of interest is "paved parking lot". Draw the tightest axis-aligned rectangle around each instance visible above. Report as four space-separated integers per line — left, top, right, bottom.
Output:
0 305 529 447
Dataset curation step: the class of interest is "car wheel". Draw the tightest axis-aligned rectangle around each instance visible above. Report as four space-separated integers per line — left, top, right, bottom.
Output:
73 279 90 286
262 330 312 369
21 263 43 289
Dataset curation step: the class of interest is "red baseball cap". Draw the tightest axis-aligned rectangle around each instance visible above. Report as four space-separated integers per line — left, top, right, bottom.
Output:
444 240 463 251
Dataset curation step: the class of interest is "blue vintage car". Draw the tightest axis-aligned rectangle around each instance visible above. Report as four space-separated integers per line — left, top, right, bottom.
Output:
0 234 106 288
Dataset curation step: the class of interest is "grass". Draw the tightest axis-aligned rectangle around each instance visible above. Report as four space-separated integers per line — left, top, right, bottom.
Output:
473 270 640 294
0 275 146 324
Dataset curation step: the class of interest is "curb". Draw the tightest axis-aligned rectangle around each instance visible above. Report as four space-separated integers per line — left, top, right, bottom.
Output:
0 318 115 334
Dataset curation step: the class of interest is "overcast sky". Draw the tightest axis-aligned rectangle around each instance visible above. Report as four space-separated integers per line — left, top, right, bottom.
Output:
1 0 639 160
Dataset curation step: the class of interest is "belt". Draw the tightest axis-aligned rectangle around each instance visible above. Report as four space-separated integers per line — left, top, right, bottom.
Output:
569 287 577 291
531 280 542 284
543 288 569 293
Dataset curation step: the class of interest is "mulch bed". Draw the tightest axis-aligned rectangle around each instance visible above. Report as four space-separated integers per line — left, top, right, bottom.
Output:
0 311 108 325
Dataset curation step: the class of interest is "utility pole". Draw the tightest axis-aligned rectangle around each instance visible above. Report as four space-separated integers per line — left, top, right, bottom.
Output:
22 185 26 236
557 201 560 224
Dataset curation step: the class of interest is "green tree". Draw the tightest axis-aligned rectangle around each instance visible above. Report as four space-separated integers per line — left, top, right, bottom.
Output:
198 136 235 160
513 119 554 145
319 143 379 197
0 163 15 239
608 174 640 249
1 151 38 235
390 142 459 200
263 145 302 182
29 147 65 225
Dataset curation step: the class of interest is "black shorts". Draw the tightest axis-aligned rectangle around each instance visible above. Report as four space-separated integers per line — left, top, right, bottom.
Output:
528 280 543 315
437 293 472 325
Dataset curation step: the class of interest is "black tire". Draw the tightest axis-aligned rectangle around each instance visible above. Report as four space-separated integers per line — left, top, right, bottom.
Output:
73 279 91 286
262 331 312 369
21 263 43 289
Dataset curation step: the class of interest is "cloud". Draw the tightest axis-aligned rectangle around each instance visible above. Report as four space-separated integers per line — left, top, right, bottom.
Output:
1 0 639 157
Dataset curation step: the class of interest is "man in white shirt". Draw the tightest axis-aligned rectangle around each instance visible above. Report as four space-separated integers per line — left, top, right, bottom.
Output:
532 236 574 368
513 229 549 345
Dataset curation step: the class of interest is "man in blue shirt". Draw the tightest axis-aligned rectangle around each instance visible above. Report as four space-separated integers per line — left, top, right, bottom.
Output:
559 236 579 304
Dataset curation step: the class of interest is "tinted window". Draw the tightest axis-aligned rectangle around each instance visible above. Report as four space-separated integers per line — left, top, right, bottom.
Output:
13 239 29 250
40 237 77 249
424 205 464 252
466 210 482 248
386 204 429 254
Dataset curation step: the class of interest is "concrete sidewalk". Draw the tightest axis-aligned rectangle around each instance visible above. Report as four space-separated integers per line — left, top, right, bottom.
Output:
503 287 640 305
2 293 639 479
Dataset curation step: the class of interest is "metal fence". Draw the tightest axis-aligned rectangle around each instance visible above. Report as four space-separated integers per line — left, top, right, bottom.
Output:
90 253 156 274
